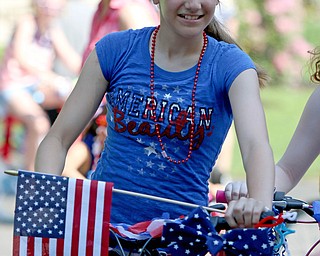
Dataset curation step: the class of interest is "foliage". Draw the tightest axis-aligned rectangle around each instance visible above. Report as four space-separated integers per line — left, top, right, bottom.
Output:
236 1 320 87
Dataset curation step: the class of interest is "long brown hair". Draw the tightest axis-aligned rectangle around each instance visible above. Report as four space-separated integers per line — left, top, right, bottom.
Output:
309 47 320 83
204 17 269 88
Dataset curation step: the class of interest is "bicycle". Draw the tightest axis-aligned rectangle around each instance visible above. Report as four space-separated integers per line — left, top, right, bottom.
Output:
5 169 320 256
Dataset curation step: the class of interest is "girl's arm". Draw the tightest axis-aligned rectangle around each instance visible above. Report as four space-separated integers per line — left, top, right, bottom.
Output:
276 87 320 193
34 49 108 175
226 69 275 227
50 25 82 75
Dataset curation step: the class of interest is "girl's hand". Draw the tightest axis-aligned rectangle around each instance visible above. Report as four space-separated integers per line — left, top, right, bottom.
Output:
224 181 248 202
224 197 265 228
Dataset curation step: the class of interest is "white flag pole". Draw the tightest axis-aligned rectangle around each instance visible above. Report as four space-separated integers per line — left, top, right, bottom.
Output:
4 170 225 213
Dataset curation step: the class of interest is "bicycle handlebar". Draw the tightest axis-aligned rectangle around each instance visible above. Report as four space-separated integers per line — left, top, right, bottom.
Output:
215 190 315 217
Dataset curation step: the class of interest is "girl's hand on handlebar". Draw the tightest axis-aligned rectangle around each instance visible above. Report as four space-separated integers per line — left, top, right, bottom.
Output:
224 181 248 202
225 197 265 228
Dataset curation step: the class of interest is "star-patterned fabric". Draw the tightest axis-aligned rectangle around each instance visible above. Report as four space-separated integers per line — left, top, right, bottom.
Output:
108 207 278 255
161 207 276 256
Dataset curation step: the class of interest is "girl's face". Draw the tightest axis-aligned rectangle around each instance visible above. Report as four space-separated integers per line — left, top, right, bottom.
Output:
153 0 218 37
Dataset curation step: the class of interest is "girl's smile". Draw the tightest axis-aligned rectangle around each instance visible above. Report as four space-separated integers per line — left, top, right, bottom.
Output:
177 14 205 20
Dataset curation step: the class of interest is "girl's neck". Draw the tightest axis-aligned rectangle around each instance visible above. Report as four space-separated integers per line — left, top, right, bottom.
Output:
152 27 205 72
34 16 51 34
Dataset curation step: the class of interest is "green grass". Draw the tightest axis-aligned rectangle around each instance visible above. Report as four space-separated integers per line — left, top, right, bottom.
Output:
231 85 319 180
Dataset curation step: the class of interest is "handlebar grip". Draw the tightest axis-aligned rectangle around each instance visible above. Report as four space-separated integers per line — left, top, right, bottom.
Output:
211 210 275 232
216 190 227 203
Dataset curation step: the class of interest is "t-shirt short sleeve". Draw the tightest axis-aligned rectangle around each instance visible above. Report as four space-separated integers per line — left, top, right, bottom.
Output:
95 30 130 82
216 43 256 92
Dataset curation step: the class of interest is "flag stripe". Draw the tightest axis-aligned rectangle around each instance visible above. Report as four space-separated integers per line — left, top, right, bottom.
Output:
101 182 113 255
86 180 98 256
27 236 34 255
13 236 20 256
20 236 27 256
64 178 76 255
42 237 49 256
35 237 42 256
71 179 84 256
57 238 64 256
49 238 57 255
78 179 91 256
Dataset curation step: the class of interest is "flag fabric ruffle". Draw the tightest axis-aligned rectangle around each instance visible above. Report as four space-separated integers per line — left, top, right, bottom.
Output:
110 207 277 256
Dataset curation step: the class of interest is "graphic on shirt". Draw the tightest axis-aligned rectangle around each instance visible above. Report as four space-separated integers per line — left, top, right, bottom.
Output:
110 86 214 172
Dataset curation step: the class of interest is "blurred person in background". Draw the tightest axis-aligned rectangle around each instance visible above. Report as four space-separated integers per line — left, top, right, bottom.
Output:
53 0 95 78
82 0 159 65
0 0 81 171
61 0 159 179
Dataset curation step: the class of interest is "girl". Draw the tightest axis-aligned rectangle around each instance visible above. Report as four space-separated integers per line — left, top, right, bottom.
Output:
35 0 275 227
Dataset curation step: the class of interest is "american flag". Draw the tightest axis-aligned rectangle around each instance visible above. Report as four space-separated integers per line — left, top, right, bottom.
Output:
13 170 113 256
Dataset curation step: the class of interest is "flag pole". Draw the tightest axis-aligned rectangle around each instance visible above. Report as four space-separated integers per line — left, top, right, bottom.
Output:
113 188 225 213
4 170 225 214
4 170 17 176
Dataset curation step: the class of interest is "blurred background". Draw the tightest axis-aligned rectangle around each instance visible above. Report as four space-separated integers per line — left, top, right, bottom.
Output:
0 0 319 255
230 0 320 180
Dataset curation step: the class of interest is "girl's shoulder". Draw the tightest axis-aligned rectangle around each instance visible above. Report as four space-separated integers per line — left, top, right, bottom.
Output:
101 26 153 41
15 14 37 31
207 37 253 66
207 37 243 55
96 26 153 51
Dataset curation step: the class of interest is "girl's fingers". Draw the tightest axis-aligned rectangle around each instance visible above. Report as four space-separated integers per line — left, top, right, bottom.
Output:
225 181 248 202
225 197 265 228
251 203 265 225
224 183 233 202
224 202 238 228
239 182 248 198
225 199 245 228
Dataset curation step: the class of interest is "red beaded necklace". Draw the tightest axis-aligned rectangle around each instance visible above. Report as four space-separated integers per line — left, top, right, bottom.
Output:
149 25 208 164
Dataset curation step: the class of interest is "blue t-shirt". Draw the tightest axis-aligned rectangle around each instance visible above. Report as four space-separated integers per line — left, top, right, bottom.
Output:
94 27 255 224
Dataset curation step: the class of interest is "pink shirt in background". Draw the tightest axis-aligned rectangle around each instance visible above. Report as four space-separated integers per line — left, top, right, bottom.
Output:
81 0 159 65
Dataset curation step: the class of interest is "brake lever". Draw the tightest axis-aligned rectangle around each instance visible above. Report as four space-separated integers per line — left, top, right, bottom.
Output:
273 191 314 217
